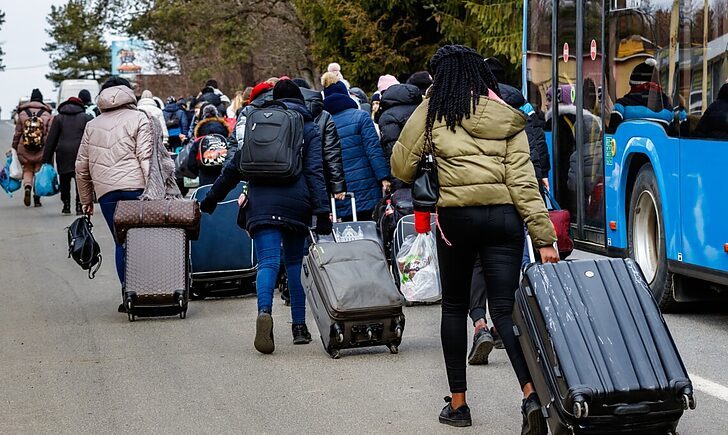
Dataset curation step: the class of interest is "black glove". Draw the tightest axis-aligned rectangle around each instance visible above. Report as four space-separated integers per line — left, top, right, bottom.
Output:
315 213 332 235
199 196 217 214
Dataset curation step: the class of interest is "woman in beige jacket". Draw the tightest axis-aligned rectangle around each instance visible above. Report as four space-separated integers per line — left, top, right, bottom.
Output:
391 46 557 434
75 77 152 303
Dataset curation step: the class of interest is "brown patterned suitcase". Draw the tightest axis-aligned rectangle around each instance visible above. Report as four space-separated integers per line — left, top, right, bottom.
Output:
123 227 189 321
113 199 201 244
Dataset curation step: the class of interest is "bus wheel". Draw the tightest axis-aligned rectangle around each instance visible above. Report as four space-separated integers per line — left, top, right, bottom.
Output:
628 164 677 311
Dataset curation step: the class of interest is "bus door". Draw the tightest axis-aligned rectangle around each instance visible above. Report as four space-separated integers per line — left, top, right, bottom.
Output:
552 0 606 245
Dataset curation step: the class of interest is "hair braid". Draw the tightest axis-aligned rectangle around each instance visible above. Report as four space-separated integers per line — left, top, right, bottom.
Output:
424 45 502 149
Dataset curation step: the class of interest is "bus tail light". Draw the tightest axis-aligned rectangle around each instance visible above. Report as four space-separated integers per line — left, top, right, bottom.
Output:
609 221 617 231
724 243 728 253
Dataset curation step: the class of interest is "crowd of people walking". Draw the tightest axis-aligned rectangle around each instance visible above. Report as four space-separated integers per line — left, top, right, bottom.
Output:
8 45 558 434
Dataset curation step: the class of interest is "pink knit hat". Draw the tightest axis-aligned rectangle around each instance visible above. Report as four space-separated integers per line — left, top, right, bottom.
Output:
377 74 400 93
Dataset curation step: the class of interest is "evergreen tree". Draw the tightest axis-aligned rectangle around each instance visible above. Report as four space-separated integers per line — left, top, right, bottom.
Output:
43 0 110 84
0 10 5 71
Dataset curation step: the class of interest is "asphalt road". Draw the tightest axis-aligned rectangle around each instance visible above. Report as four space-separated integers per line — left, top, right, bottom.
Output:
1 120 727 434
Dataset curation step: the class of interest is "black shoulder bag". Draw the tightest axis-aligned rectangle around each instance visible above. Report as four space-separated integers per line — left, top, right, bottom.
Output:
67 216 102 279
411 138 439 212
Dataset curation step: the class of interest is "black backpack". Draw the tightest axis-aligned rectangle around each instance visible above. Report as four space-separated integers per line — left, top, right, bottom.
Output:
67 216 102 279
237 101 304 183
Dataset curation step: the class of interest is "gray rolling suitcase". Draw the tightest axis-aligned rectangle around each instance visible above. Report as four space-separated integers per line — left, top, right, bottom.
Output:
302 231 405 359
513 237 695 434
123 227 189 321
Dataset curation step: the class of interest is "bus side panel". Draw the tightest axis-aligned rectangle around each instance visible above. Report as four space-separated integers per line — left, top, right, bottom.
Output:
679 138 728 273
545 131 555 190
604 122 681 263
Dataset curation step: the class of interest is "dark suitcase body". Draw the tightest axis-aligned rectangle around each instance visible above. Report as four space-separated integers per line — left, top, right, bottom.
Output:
513 258 695 434
123 227 189 321
302 238 405 359
190 183 256 297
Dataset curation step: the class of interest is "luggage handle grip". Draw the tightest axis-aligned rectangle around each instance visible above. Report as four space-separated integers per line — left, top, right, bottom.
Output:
331 192 357 222
525 234 559 266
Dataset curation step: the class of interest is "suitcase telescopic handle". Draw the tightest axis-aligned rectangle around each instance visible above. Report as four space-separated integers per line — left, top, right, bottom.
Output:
330 192 357 222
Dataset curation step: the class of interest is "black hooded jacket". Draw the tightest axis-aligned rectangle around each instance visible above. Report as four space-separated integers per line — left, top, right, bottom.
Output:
498 83 551 180
695 84 728 140
375 84 422 160
301 87 347 194
42 99 93 174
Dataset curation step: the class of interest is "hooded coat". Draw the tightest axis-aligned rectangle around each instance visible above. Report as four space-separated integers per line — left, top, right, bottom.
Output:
137 93 169 144
376 84 422 160
326 99 390 217
12 101 54 165
75 85 153 205
202 98 329 235
42 99 92 174
190 117 231 185
695 83 728 139
498 83 550 180
390 95 557 248
301 87 346 194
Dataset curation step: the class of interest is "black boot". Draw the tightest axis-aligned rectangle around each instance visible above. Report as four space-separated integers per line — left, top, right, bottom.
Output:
62 201 71 215
75 201 83 216
23 186 31 207
33 195 42 207
292 324 312 344
521 393 547 435
439 396 472 427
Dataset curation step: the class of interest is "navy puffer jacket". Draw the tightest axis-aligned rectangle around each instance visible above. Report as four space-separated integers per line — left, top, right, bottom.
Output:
202 99 329 235
330 107 390 217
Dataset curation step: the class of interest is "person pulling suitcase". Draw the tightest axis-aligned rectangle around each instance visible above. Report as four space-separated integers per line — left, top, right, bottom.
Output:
199 79 330 354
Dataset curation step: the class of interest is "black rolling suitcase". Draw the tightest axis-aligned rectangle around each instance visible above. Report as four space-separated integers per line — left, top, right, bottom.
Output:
513 243 695 434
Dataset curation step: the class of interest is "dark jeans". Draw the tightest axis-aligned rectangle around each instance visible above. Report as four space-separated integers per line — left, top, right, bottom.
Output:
252 226 307 324
98 190 144 286
59 173 80 206
437 205 530 393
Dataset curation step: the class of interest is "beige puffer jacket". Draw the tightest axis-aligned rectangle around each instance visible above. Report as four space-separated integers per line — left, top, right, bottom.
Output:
75 86 152 205
391 95 557 248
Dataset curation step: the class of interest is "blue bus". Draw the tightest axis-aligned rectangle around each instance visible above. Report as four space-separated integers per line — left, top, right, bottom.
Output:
523 0 728 309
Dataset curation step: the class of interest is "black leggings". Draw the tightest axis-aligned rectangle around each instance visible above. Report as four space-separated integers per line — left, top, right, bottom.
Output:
437 205 531 393
59 173 80 206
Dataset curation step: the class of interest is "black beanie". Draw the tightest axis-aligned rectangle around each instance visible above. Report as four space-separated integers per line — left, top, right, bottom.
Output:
30 89 43 102
78 89 92 104
630 59 656 85
406 71 433 94
292 78 312 89
101 76 132 91
273 79 304 101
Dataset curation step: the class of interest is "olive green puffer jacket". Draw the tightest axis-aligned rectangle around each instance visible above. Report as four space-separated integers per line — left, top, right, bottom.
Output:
390 95 557 248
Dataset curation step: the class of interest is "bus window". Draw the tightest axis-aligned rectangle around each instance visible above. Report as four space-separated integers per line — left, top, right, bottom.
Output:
681 0 728 139
605 1 678 135
526 0 553 116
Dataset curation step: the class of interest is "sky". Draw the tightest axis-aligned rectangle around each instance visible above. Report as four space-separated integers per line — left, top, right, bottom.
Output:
0 0 66 120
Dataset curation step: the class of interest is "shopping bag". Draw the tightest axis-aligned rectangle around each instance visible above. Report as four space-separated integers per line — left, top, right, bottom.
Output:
0 153 22 196
34 163 60 197
395 233 442 302
8 149 22 180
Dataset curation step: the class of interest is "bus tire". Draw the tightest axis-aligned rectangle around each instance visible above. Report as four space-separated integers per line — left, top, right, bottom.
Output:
628 164 677 311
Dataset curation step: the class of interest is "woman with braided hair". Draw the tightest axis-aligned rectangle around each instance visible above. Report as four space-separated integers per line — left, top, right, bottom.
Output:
391 45 558 432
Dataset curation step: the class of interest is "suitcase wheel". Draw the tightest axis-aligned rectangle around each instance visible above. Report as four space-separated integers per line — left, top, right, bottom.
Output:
395 326 402 339
328 349 341 359
337 333 344 344
126 297 135 322
177 295 187 319
127 312 135 322
682 393 696 410
388 344 399 354
573 400 589 419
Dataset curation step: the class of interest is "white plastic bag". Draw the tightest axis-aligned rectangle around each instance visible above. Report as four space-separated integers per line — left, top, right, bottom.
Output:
8 149 22 180
396 233 442 302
